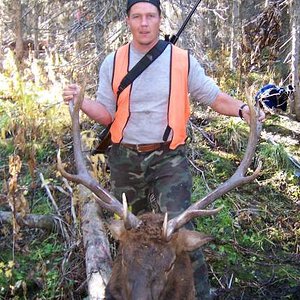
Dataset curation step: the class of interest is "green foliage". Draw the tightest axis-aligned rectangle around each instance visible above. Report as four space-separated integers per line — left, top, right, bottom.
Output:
190 107 300 298
194 199 234 241
259 142 292 172
0 51 69 169
0 139 15 160
0 52 73 298
0 235 63 299
215 118 248 153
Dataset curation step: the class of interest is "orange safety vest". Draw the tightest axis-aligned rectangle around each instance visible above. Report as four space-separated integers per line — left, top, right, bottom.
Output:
110 42 190 150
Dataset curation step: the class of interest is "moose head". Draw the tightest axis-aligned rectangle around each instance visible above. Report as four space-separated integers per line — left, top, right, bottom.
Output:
57 84 262 300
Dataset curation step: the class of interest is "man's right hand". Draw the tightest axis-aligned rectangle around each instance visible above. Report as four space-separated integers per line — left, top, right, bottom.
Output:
62 84 113 126
62 84 81 105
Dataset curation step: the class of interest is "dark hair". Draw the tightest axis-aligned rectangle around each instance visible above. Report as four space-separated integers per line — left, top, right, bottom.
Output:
126 0 161 15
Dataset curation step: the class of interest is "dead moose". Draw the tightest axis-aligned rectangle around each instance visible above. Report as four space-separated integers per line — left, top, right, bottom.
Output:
57 86 262 300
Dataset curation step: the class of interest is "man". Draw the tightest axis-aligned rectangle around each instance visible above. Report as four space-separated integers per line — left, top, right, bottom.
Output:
63 0 265 298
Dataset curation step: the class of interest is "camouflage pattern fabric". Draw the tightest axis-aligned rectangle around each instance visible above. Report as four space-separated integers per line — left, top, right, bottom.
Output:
107 143 212 299
107 144 192 216
186 222 212 300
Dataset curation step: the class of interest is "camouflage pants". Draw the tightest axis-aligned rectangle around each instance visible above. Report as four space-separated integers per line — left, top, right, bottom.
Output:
107 144 211 299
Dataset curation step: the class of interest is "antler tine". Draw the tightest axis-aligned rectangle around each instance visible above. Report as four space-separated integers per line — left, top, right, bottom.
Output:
162 212 168 240
165 87 262 240
123 193 136 230
69 80 88 175
57 82 140 228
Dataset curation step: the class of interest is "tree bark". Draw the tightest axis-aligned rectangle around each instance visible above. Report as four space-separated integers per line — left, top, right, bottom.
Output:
33 2 40 59
230 0 240 71
81 195 112 300
0 211 57 231
13 0 24 61
290 0 300 120
78 140 113 299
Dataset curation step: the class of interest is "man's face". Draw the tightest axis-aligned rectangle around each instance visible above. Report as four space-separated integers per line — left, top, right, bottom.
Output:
126 2 161 49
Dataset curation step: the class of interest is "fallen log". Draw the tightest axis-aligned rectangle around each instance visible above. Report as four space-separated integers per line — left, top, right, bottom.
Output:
80 195 112 299
0 211 57 231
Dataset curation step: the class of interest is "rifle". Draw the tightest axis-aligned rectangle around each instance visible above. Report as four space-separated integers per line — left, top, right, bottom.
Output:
166 0 203 45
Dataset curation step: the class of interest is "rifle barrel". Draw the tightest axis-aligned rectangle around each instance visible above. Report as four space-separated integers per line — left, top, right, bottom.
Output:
170 0 203 45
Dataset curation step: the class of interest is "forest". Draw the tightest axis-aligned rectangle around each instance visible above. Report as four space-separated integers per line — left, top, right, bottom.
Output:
0 0 299 299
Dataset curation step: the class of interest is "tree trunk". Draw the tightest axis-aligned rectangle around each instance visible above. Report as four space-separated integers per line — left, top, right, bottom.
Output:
33 2 40 59
290 0 300 120
230 0 240 71
206 11 216 50
13 0 24 62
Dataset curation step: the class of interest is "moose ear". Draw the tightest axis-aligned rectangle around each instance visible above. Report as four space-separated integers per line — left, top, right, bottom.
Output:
176 229 214 252
108 220 127 241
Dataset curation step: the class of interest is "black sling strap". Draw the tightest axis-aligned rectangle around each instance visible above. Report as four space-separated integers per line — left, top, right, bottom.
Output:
117 39 169 98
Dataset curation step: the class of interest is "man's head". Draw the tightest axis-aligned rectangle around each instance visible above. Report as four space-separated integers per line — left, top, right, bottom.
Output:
126 0 161 15
126 0 161 52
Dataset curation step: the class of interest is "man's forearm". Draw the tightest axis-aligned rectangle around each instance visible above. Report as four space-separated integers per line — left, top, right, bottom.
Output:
81 98 113 126
210 91 265 123
210 92 244 117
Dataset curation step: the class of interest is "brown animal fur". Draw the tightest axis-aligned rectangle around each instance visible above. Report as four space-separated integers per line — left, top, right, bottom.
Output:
105 213 212 300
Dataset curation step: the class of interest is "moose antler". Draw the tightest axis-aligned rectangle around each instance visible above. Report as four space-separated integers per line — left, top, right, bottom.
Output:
165 88 263 240
57 82 140 229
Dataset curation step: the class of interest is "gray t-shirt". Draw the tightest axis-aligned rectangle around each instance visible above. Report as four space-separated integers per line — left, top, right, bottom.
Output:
96 43 220 144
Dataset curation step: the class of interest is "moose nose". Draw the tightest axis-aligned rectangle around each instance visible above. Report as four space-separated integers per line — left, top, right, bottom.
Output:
131 281 153 300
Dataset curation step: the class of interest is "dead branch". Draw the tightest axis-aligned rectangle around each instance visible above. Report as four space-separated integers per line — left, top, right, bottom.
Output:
81 197 112 299
0 211 58 231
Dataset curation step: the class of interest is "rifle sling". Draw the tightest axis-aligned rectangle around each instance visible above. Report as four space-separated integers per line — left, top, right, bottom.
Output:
117 40 169 97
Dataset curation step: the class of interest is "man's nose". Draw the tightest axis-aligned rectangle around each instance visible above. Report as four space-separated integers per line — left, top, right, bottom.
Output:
141 16 149 26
